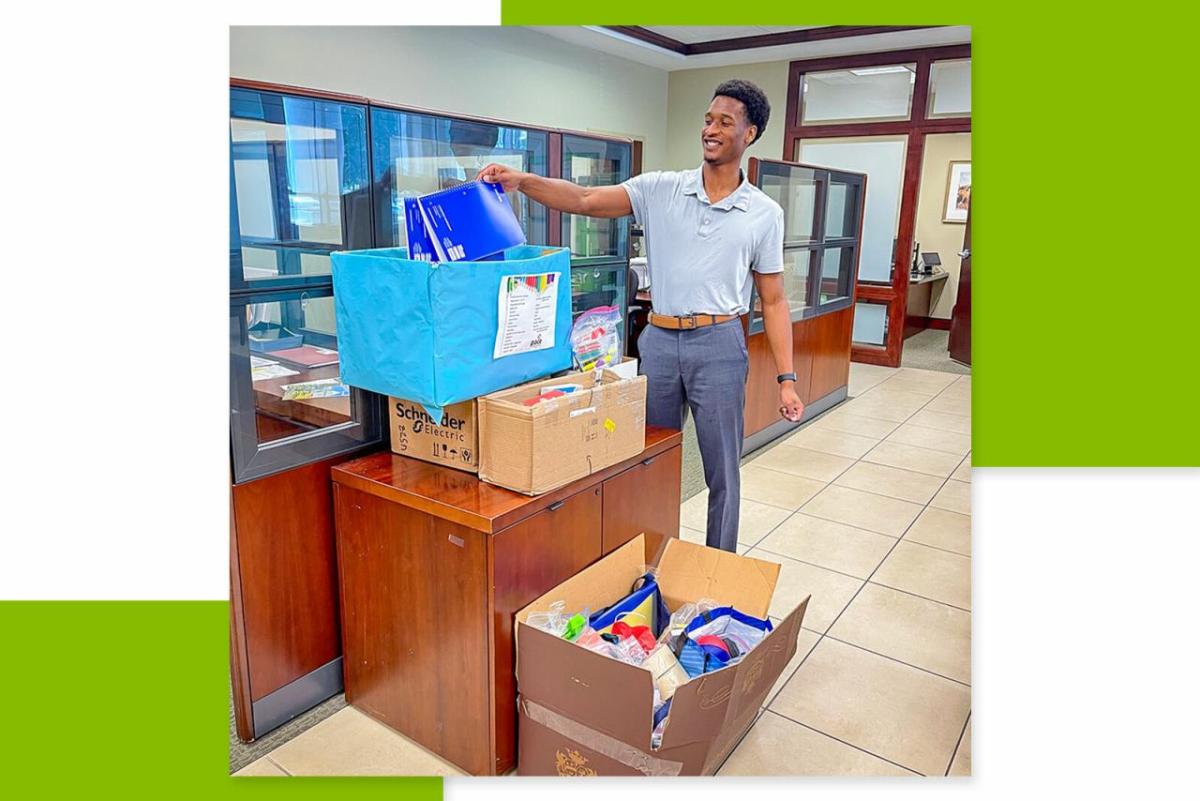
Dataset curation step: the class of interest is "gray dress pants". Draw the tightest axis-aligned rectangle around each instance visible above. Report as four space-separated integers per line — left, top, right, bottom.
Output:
637 319 748 552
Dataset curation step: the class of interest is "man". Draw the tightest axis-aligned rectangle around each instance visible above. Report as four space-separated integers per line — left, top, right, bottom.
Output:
477 79 802 552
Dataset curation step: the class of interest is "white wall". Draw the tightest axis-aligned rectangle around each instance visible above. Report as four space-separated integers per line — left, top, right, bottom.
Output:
230 26 670 169
664 61 791 172
914 133 971 319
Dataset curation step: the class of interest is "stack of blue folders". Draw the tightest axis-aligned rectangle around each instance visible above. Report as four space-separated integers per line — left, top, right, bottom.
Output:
403 180 526 263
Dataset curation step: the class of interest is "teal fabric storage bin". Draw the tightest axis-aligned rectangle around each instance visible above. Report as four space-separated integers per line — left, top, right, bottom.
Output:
330 245 573 420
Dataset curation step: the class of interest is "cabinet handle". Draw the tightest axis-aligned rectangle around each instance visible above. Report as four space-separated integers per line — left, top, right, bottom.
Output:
548 500 566 511
641 456 657 466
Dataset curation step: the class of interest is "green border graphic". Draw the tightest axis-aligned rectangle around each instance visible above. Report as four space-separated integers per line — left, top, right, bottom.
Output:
1 602 440 799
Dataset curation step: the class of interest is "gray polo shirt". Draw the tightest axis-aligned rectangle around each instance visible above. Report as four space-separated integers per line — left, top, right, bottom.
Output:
622 166 784 317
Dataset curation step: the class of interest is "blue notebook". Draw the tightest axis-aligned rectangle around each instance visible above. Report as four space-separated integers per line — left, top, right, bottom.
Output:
417 181 526 262
403 197 438 263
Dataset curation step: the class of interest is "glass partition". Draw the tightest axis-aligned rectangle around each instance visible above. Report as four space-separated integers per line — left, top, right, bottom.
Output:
758 163 820 245
229 89 371 288
370 107 550 248
800 64 916 125
798 135 907 285
571 265 627 323
852 299 890 346
230 87 383 483
561 134 632 258
928 59 971 118
748 159 865 332
230 286 381 482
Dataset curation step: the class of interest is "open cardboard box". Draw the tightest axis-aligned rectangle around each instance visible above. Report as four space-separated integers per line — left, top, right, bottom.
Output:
514 534 810 776
478 369 647 495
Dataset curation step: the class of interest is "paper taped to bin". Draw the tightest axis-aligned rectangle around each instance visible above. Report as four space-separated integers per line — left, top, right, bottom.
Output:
331 245 572 421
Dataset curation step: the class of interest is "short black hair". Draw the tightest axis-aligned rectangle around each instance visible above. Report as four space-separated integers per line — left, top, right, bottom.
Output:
713 79 770 144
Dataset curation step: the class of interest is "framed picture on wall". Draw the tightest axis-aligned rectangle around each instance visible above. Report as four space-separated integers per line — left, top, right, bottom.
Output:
943 160 971 223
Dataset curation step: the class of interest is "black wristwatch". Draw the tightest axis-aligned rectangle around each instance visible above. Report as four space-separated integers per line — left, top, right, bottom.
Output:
777 372 797 384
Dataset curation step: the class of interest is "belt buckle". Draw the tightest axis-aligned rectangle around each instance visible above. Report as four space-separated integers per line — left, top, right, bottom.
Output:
684 313 698 330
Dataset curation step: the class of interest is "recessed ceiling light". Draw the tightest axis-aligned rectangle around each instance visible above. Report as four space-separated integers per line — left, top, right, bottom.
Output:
850 66 914 76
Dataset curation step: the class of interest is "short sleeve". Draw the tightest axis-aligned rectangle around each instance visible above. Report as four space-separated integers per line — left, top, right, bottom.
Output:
620 171 661 228
751 207 785 274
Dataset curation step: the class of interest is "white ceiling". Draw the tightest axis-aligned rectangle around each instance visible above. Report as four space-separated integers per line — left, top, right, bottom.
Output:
529 26 972 72
642 26 819 45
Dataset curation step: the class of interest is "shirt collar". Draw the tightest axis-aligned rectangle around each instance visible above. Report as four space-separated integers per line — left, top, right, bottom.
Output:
683 166 752 212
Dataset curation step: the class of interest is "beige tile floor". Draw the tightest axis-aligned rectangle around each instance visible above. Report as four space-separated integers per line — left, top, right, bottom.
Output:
234 363 971 779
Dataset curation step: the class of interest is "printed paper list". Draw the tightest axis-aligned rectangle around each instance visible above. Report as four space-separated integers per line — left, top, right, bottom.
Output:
494 272 559 358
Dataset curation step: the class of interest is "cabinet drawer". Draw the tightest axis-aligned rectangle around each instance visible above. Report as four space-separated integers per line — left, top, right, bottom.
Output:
601 444 682 562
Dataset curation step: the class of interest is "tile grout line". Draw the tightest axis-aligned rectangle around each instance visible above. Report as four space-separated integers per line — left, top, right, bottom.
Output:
891 536 971 559
944 711 971 776
818 633 971 688
794 395 967 676
782 412 968 767
751 546 881 583
265 754 293 777
862 579 971 613
763 709 925 776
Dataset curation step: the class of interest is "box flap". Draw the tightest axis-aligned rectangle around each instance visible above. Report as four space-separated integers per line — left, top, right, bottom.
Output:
515 624 655 750
658 594 809 754
655 538 780 618
515 535 648 627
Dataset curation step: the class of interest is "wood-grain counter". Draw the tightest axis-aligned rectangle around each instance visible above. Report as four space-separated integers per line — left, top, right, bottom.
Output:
331 426 683 775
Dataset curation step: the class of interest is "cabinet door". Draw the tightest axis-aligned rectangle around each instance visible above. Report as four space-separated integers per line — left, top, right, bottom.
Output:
491 486 603 774
334 483 492 775
601 445 682 562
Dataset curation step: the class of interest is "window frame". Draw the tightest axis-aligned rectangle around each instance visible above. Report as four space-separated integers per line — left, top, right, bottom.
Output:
747 158 867 334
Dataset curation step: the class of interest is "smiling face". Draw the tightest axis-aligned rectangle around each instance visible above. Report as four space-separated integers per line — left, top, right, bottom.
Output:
702 95 756 166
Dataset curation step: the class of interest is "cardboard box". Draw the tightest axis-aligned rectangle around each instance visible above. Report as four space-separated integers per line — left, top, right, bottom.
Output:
514 535 809 776
602 356 638 381
478 369 647 495
388 397 478 473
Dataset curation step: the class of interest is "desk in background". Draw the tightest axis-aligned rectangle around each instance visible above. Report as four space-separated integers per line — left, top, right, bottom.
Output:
904 270 950 338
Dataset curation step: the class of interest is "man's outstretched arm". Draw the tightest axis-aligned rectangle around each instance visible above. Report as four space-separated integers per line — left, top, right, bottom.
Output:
476 163 633 218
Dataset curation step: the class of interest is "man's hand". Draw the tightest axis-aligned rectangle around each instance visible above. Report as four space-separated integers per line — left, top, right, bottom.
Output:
779 383 804 422
475 163 527 193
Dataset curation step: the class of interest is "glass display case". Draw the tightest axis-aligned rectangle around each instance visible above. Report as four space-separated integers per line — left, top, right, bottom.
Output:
561 134 632 259
230 84 640 481
571 264 628 342
748 158 866 333
370 107 550 247
230 87 384 483
230 88 372 290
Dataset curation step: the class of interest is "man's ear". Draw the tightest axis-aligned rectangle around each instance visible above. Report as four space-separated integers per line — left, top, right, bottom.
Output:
745 126 757 146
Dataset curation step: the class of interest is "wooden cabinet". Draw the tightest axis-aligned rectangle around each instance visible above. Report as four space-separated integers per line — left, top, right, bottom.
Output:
601 445 683 562
331 427 682 775
230 454 361 741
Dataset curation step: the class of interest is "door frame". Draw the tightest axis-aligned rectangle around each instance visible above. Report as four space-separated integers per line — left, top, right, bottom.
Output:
783 45 970 366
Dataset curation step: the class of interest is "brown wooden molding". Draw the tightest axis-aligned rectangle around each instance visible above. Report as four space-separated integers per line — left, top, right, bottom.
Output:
786 43 970 76
603 26 944 56
229 77 368 105
603 25 689 54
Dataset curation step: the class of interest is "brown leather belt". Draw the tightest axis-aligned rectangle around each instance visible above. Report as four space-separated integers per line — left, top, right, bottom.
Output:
649 312 738 330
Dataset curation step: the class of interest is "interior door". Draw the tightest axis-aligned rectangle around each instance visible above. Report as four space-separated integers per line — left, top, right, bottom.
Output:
948 206 971 365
